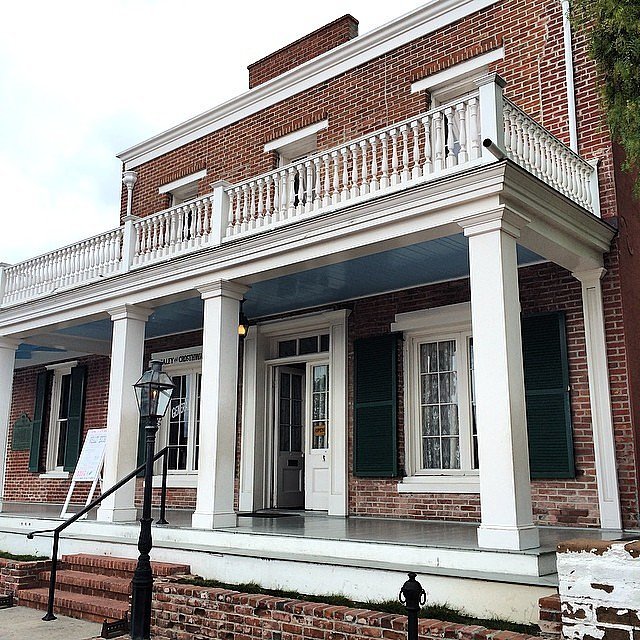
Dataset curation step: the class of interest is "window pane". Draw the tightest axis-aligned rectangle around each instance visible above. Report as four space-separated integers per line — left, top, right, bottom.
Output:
439 372 457 403
280 372 290 397
422 405 439 436
58 375 72 419
423 438 441 469
438 340 455 372
292 375 302 400
279 398 290 425
421 373 439 404
313 365 328 392
441 437 460 469
420 343 438 373
299 336 318 355
440 404 459 435
278 340 297 358
319 334 330 352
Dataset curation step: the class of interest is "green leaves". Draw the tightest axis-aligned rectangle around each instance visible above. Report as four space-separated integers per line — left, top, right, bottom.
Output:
571 0 640 195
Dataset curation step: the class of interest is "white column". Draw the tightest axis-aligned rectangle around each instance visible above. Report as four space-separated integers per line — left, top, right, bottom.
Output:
461 211 539 550
572 268 622 529
192 280 248 529
327 309 350 516
0 338 19 512
97 304 151 522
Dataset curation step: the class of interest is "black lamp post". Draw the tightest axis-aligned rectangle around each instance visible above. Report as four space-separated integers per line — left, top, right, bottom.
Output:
130 360 174 640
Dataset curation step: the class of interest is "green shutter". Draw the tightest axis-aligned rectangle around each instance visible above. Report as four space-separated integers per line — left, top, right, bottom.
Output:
62 365 87 472
354 334 398 477
522 312 575 479
29 372 49 472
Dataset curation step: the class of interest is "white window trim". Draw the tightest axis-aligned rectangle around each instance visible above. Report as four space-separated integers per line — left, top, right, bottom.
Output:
411 48 504 95
264 120 328 153
392 303 479 494
152 347 202 478
158 169 207 195
42 360 77 475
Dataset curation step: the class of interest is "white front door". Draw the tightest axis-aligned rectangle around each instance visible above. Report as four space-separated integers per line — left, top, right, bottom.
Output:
304 362 330 511
274 367 305 508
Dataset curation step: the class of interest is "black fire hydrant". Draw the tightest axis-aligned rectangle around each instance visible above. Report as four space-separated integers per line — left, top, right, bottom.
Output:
399 572 427 640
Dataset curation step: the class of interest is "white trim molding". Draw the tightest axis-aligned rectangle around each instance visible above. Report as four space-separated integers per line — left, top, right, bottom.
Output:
572 267 622 529
158 169 208 195
264 120 328 153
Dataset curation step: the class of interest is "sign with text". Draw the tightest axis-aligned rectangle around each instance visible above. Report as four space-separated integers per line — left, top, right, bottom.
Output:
73 429 107 482
11 414 32 451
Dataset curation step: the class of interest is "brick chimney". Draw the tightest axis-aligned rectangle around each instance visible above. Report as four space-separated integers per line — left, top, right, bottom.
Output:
248 15 359 89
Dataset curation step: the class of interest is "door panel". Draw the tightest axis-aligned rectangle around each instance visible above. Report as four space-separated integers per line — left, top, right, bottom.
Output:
275 368 304 508
304 362 330 510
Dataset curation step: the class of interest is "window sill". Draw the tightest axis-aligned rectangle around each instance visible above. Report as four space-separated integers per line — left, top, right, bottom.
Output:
397 474 480 494
39 471 70 480
152 474 197 489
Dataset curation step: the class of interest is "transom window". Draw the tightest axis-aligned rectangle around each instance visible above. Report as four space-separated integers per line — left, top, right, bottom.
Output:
277 334 329 358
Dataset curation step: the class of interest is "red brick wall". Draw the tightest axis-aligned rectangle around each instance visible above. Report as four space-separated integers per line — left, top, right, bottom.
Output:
151 577 539 640
248 15 359 89
4 356 110 505
0 559 50 598
122 0 614 222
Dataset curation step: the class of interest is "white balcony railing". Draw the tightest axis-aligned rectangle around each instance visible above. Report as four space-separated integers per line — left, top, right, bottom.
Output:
0 76 599 308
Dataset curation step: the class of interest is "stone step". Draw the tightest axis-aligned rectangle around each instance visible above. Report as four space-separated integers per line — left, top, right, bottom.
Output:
60 553 189 578
38 569 131 602
18 587 129 623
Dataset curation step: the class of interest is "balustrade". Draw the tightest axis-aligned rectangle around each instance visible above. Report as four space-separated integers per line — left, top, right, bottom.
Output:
0 84 599 308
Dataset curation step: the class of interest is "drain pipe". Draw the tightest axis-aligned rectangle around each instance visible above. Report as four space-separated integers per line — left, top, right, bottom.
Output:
561 0 578 153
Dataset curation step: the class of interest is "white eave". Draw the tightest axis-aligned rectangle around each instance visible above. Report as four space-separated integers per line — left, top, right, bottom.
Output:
117 0 499 170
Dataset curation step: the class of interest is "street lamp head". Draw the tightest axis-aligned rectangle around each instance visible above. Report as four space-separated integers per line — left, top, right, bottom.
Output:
134 360 175 421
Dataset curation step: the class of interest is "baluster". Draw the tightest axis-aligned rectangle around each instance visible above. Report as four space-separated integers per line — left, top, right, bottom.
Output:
169 207 179 247
264 176 272 221
257 178 265 225
532 130 541 178
515 114 525 162
280 169 289 221
296 162 306 213
400 125 410 181
390 129 399 185
286 167 296 218
411 121 421 180
331 151 340 205
322 154 331 207
523 123 532 171
340 147 349 202
502 105 512 157
196 200 204 240
231 186 241 233
468 98 480 160
313 158 322 210
305 161 313 213
360 139 369 196
456 103 468 165
433 112 444 172
248 181 257 230
350 144 359 198
422 116 432 174
154 217 162 256
380 132 389 189
241 184 250 231
538 131 547 179
189 203 198 243
369 137 378 192
272 174 280 222
444 107 456 168
133 222 141 263
584 166 593 209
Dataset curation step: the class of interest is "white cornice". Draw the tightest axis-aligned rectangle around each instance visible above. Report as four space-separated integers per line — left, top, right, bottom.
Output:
117 0 499 169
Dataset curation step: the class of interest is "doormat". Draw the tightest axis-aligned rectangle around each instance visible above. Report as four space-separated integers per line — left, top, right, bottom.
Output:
240 512 300 518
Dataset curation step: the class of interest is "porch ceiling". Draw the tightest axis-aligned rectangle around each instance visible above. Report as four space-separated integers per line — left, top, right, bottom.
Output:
15 235 542 366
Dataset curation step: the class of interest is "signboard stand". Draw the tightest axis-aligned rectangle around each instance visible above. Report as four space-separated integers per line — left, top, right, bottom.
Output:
61 429 107 519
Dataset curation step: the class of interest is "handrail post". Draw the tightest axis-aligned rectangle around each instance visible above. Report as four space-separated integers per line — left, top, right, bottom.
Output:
157 449 169 525
121 215 140 273
42 532 60 621
210 180 232 245
476 73 507 162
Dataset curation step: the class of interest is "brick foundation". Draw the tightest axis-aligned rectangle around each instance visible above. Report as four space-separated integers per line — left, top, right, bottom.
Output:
150 578 538 640
0 558 50 599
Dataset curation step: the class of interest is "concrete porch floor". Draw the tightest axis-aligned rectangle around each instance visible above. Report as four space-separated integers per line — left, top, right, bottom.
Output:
1 503 637 624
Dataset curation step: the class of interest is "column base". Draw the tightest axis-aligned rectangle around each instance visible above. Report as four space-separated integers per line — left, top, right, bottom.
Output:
476 523 540 550
96 506 138 523
191 511 238 529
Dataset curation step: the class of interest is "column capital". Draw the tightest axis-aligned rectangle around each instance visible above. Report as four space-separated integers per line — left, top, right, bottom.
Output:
210 179 232 191
572 267 606 287
107 304 153 323
198 280 249 301
459 209 530 239
0 337 20 351
474 72 507 89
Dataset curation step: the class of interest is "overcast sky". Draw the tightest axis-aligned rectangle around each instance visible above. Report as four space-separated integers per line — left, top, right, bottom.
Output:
0 1 424 265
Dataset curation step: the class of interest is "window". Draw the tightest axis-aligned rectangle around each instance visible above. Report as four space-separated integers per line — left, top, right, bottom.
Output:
28 361 87 476
392 303 479 493
310 364 329 449
158 169 207 207
151 348 203 481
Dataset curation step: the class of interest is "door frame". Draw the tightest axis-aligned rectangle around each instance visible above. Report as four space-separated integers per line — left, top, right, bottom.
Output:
238 309 350 516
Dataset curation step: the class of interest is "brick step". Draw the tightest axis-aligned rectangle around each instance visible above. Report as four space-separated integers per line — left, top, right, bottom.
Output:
60 553 190 578
38 569 131 602
18 587 128 623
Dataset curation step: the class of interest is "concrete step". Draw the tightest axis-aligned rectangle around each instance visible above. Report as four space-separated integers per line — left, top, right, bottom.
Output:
39 569 131 602
17 587 129 623
60 553 189 578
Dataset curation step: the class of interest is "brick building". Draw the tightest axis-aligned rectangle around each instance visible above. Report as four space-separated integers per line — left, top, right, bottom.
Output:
0 0 638 621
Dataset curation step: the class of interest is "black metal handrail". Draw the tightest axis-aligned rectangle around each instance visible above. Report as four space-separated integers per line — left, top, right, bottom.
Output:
26 446 171 621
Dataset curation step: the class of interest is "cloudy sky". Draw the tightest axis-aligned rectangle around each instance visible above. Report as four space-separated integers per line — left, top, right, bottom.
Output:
0 0 423 265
